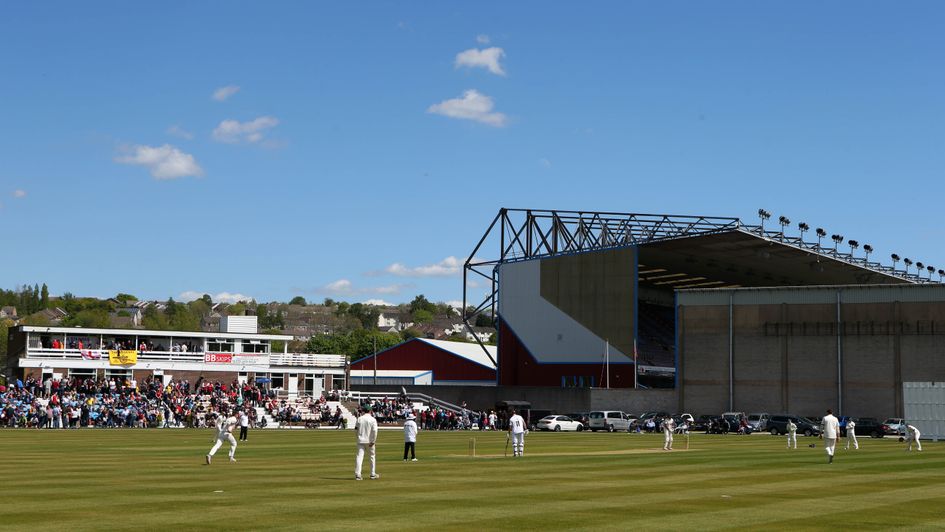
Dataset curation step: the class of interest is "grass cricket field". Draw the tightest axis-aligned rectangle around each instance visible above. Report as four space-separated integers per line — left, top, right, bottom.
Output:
1 429 943 531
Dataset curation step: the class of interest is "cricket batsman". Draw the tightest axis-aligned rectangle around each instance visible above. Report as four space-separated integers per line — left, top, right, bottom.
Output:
661 416 675 451
508 409 527 457
206 412 238 464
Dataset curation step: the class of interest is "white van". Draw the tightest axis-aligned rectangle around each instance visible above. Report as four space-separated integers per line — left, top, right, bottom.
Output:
588 411 632 432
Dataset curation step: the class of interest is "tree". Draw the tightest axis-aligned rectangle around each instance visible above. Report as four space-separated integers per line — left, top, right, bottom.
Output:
335 302 350 316
347 303 380 329
400 328 422 341
115 293 137 305
40 284 49 309
289 296 307 306
409 294 436 315
200 294 213 307
323 298 335 307
412 309 433 324
227 303 246 316
475 313 494 328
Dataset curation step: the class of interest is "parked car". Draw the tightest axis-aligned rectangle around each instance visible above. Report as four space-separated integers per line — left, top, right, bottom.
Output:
721 412 753 434
840 416 886 438
537 415 584 432
567 412 590 430
673 413 694 433
883 418 906 436
747 412 770 432
588 411 633 432
691 415 714 432
634 411 671 432
767 415 821 437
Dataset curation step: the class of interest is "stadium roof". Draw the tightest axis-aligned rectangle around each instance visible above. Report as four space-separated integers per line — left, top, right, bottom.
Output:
414 338 497 369
637 229 909 289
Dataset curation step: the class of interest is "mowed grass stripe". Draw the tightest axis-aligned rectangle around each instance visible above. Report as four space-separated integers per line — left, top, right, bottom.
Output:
0 430 942 530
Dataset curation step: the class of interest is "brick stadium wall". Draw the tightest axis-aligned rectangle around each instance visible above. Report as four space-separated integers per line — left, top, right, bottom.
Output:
678 288 945 420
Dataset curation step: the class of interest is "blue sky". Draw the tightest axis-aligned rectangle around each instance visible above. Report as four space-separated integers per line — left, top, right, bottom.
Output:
1 2 943 306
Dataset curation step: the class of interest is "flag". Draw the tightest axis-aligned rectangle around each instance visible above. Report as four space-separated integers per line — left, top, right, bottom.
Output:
81 349 101 360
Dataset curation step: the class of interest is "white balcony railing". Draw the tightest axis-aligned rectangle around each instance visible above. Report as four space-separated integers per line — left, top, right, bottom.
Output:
24 348 346 368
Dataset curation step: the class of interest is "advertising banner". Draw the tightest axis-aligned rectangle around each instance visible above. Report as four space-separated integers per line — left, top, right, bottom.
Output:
204 352 267 365
108 350 138 365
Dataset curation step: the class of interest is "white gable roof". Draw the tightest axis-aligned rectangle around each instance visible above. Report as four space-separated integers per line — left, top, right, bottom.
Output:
415 338 497 370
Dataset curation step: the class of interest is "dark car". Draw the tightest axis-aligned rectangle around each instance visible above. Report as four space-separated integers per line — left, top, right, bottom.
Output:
840 416 886 438
566 412 590 430
767 414 821 437
691 415 714 432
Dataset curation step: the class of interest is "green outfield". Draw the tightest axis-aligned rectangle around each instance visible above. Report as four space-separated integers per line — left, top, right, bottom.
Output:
1 429 943 531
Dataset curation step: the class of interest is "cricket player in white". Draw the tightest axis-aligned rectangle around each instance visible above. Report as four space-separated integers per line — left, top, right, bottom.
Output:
905 423 922 452
355 405 379 480
786 419 797 449
845 419 858 450
508 410 527 457
206 413 238 464
661 417 675 451
403 413 418 462
821 409 840 464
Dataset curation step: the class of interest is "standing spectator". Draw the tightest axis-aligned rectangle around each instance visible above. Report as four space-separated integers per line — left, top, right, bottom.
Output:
354 404 379 480
239 410 249 441
821 409 840 464
845 419 859 450
403 413 418 462
905 423 922 452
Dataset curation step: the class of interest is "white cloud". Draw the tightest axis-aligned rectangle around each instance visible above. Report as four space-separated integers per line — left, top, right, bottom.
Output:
212 85 240 102
13 189 27 198
362 299 393 306
539 158 552 168
166 125 194 140
179 291 253 304
318 279 410 297
385 256 463 277
445 300 465 311
115 144 204 180
212 116 279 144
427 90 507 127
455 47 506 76
476 34 490 44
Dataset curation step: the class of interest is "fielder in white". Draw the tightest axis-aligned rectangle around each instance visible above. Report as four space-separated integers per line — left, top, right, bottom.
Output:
905 423 922 452
845 419 858 450
508 410 527 457
786 419 797 449
661 417 675 451
821 409 840 464
355 405 379 480
206 413 238 464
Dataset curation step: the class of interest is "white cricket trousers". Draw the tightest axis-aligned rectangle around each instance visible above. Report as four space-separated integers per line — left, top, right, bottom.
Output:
846 429 858 450
787 432 797 449
512 432 525 456
824 437 837 457
209 433 237 458
907 432 922 451
663 429 673 450
355 443 376 477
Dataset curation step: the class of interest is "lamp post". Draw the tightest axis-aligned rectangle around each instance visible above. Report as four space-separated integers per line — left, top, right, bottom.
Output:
798 222 810 240
831 234 844 252
904 258 913 275
816 228 827 248
863 244 873 262
758 209 771 233
778 216 791 238
848 240 859 257
891 254 900 269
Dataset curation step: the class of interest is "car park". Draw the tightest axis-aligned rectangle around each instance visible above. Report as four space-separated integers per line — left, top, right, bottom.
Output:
767 415 821 437
588 410 632 432
721 412 753 434
567 412 590 430
537 415 584 432
691 415 714 432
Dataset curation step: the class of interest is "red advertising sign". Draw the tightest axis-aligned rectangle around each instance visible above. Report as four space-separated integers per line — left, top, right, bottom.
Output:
205 352 234 364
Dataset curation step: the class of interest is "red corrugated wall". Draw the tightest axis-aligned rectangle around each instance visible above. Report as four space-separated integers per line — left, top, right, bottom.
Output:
350 339 496 382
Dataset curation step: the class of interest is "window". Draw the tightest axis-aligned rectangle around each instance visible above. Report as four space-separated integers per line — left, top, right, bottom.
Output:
68 368 96 378
105 369 131 380
270 373 284 389
241 341 269 354
208 340 234 352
